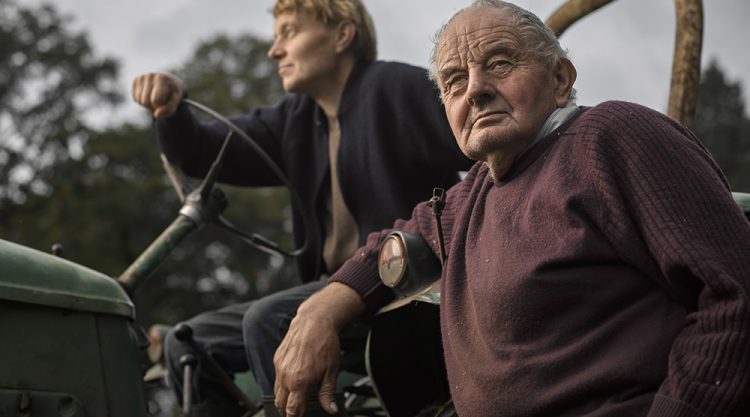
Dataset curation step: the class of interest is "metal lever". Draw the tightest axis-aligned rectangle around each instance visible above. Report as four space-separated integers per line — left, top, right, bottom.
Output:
180 354 198 417
173 323 258 412
427 188 447 265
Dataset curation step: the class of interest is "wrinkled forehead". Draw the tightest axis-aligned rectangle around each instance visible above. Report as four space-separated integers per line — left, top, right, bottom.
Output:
436 8 524 69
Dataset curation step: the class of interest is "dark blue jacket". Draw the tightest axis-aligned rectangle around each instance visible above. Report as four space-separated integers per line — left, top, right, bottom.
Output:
156 60 472 282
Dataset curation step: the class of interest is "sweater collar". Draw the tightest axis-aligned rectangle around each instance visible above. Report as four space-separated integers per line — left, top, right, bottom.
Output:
533 101 580 145
497 103 584 182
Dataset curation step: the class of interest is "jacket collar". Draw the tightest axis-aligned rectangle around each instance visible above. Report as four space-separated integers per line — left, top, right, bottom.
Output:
336 60 370 117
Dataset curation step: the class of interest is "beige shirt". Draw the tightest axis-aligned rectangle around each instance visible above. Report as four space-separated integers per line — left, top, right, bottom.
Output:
321 116 360 274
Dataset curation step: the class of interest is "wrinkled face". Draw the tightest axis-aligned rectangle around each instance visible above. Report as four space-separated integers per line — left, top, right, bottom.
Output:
268 11 339 94
436 7 567 164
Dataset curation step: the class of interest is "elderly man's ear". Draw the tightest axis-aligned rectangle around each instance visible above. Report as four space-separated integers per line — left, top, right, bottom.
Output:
554 58 577 107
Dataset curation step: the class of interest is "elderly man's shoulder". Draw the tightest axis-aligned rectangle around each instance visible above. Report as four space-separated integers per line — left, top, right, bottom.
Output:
577 100 683 133
567 100 702 159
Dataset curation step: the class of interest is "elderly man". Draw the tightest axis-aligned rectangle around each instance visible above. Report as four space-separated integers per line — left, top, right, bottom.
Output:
273 1 750 416
131 0 471 415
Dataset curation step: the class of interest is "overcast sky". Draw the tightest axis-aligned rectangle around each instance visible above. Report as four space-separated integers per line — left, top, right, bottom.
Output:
41 0 750 125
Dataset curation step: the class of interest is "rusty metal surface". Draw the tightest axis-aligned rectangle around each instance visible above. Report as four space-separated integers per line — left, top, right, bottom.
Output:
117 214 197 292
378 280 441 314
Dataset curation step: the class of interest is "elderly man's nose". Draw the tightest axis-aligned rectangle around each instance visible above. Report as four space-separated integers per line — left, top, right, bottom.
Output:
466 72 494 106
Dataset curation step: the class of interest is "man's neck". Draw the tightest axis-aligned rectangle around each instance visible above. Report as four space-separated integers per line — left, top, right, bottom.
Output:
486 101 579 181
485 140 533 181
312 56 357 119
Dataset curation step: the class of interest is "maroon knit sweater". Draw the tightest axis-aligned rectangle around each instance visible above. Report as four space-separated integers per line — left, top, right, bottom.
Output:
331 101 750 417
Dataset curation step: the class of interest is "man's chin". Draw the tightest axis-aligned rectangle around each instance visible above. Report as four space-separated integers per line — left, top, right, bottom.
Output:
460 147 486 162
460 137 505 161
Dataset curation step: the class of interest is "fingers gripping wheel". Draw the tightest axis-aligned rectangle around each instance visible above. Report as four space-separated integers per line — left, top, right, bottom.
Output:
161 98 313 259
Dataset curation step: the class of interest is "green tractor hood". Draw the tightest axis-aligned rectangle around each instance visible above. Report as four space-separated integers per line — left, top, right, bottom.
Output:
0 239 134 319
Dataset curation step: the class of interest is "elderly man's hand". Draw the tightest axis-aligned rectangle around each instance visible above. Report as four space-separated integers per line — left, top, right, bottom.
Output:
273 282 365 417
131 72 186 119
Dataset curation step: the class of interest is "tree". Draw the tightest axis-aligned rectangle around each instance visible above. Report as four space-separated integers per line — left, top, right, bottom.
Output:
0 0 121 209
0 13 294 327
128 33 293 326
694 59 750 192
178 33 283 112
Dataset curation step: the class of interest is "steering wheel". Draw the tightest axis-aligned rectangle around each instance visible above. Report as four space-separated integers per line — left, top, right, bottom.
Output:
163 98 312 258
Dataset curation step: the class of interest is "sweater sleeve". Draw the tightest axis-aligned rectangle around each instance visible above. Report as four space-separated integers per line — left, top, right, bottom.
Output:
584 101 750 417
328 204 433 312
154 96 298 187
329 161 482 312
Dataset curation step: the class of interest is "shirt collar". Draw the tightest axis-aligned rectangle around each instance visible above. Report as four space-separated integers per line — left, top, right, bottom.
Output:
531 100 580 148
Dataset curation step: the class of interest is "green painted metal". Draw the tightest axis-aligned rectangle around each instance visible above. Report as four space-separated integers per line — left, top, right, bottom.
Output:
0 389 84 416
732 192 750 214
0 238 133 318
118 214 198 292
0 301 149 417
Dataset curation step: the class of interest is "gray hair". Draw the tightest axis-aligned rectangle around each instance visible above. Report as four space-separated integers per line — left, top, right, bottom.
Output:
428 0 575 99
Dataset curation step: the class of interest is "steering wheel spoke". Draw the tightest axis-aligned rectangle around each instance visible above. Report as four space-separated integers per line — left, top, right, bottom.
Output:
163 99 312 259
160 153 189 203
215 215 289 257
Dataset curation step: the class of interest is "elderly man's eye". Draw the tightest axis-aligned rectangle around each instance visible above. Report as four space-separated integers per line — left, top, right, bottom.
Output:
489 60 512 73
443 75 467 94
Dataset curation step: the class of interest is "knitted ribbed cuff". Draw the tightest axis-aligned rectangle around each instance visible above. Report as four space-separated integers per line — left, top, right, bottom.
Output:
330 256 392 314
647 395 708 417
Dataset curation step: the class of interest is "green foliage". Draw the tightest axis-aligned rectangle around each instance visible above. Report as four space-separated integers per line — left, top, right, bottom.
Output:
106 33 294 326
177 33 283 113
0 0 295 327
132 32 295 326
0 0 121 205
694 59 750 192
3 124 167 271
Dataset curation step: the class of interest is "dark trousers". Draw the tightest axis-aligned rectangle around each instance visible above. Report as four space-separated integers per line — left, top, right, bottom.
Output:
164 280 327 406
